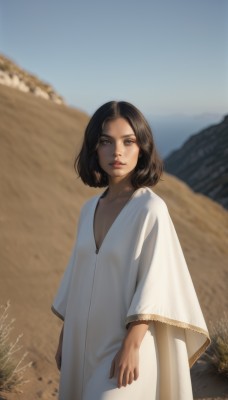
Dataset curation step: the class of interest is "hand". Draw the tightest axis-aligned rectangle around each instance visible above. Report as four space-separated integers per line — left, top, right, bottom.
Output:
109 342 139 388
109 321 149 388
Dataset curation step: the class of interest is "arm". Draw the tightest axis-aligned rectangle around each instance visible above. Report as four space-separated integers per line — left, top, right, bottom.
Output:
109 321 149 388
55 324 64 370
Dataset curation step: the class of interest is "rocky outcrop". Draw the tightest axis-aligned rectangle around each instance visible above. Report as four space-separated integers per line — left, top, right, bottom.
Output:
0 54 64 104
165 116 228 209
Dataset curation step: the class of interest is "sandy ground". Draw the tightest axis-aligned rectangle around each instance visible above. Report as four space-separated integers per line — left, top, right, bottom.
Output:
0 85 227 399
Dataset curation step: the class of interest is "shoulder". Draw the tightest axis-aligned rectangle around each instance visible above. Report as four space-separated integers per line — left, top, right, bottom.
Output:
134 187 169 217
74 194 100 231
134 187 172 234
79 193 100 216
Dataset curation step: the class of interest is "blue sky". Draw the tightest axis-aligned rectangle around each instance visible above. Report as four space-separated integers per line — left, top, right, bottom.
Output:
0 0 227 117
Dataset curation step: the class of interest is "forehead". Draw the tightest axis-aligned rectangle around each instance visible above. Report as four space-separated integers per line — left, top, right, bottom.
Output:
102 117 135 137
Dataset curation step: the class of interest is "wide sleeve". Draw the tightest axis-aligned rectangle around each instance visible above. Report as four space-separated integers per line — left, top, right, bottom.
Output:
51 239 78 321
126 199 210 367
51 206 86 321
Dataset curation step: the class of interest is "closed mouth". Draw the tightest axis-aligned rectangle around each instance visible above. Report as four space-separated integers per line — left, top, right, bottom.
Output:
109 161 125 166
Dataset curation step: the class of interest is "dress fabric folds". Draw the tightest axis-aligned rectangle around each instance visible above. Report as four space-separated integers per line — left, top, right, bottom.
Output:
52 187 210 400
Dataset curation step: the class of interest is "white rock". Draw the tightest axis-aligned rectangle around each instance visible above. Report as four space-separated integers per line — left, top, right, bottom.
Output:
0 71 12 85
11 74 20 87
0 69 64 104
18 81 29 92
34 86 50 100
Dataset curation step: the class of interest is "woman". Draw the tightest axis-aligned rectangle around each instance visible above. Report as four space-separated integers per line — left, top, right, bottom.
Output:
52 101 210 400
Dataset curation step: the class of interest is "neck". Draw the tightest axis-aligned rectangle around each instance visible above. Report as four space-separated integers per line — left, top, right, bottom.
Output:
105 179 134 202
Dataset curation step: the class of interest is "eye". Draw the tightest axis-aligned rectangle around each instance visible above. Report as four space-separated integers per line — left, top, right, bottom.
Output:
124 139 136 145
99 138 111 145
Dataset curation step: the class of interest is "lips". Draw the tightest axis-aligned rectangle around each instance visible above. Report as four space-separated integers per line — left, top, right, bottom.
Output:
109 161 125 167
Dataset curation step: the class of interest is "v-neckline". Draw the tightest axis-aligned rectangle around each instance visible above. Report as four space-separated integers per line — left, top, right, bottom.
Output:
92 188 141 254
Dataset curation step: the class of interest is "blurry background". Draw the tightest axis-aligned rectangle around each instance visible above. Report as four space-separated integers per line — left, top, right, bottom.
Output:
1 0 227 155
0 1 227 399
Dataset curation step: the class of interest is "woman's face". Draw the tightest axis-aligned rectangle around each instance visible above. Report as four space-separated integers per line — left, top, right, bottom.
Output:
97 117 140 184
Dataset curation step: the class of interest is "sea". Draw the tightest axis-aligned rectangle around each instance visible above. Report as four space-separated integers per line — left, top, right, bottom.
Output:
147 113 224 158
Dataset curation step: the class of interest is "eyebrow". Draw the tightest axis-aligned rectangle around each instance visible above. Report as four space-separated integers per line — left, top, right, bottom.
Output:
100 133 136 138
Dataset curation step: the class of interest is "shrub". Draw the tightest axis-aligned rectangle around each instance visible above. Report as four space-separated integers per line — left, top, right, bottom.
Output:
203 313 228 378
0 301 31 394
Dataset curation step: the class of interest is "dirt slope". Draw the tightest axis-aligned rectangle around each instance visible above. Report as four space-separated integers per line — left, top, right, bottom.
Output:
0 85 227 399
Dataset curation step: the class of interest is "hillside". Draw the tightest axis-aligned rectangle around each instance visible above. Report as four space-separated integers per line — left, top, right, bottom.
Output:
0 84 228 399
165 116 228 209
0 54 64 104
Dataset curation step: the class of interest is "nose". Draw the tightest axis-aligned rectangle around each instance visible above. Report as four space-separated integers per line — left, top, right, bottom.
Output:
113 141 122 156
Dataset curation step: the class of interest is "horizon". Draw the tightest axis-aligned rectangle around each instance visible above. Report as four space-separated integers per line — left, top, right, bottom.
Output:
0 0 227 117
0 50 225 157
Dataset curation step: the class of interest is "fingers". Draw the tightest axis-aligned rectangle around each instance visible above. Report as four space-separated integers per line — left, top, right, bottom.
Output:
128 371 134 385
117 367 138 388
118 370 134 387
134 367 139 381
109 350 139 388
109 359 115 378
110 359 128 387
117 366 124 388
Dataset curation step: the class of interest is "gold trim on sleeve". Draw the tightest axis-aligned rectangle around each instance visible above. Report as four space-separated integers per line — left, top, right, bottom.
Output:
51 305 64 321
126 313 211 367
189 338 210 367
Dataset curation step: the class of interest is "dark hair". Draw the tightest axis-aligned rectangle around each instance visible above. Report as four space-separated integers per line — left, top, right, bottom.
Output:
75 101 163 188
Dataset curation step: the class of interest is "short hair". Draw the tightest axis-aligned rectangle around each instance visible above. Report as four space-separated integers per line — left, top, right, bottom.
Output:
75 101 163 188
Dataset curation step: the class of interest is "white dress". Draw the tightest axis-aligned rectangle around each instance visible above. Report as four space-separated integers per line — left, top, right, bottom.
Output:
52 187 210 400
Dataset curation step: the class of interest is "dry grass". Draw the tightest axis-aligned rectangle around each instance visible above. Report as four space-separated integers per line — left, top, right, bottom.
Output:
203 313 228 378
0 302 31 394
